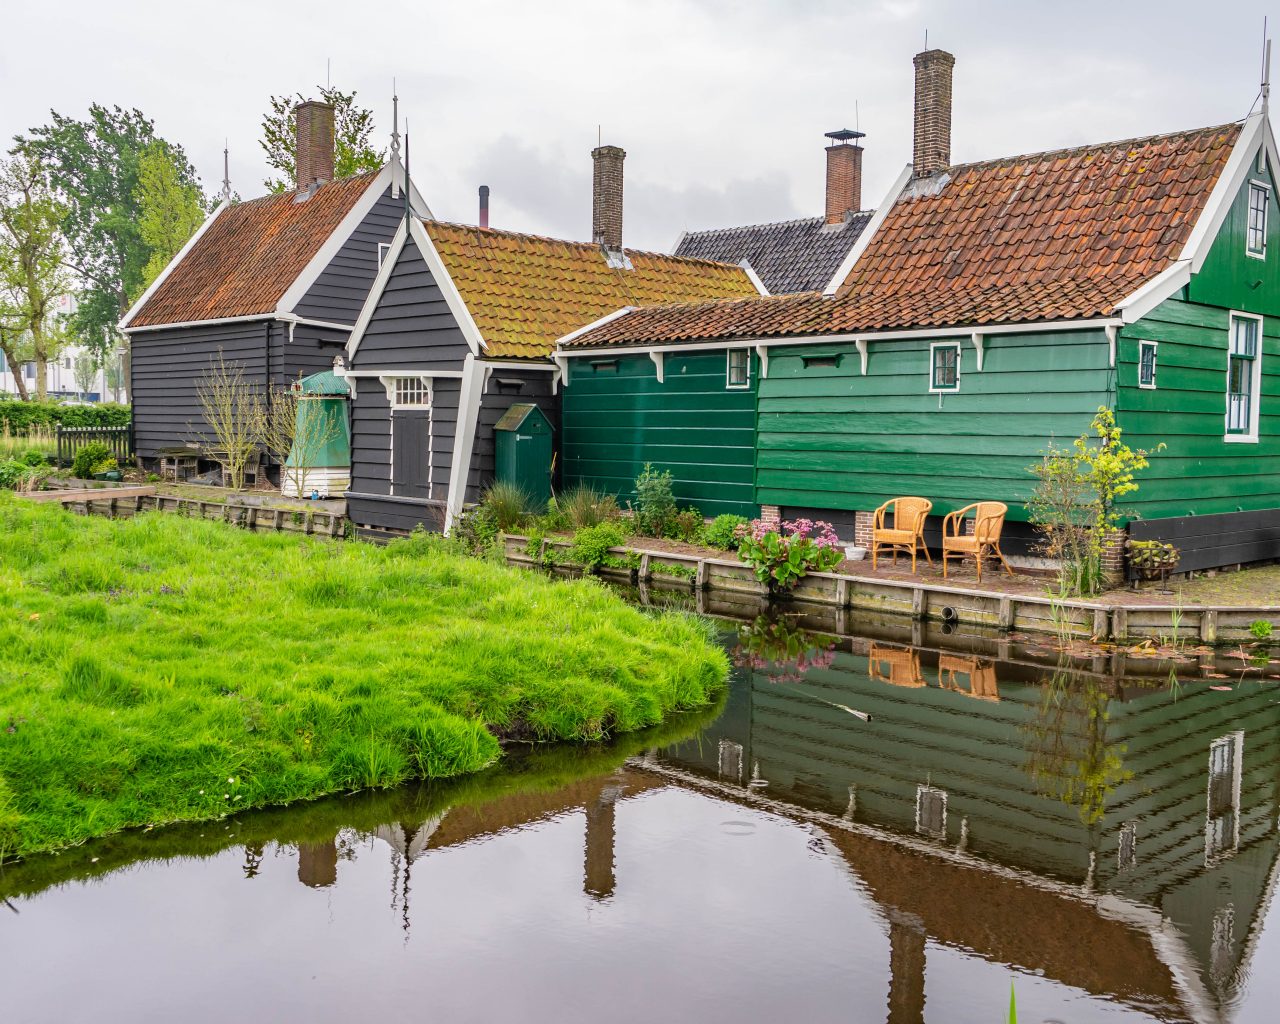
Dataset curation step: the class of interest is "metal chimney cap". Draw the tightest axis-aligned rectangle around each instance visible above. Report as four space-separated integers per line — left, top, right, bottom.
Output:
825 129 865 144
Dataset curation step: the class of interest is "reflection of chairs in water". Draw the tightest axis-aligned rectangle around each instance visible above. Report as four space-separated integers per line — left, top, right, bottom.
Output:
869 644 926 688
938 654 1000 701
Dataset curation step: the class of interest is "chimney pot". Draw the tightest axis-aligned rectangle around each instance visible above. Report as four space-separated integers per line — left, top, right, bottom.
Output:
912 49 955 178
824 129 865 224
295 99 336 188
479 184 490 229
591 144 626 251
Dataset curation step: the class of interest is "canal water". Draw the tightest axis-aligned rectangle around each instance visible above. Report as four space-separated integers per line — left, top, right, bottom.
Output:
3 612 1280 1024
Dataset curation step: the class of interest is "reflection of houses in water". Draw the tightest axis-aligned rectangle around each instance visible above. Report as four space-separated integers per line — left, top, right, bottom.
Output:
655 635 1280 1023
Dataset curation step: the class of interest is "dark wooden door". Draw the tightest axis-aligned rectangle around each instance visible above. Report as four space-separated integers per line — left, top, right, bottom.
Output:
391 411 430 499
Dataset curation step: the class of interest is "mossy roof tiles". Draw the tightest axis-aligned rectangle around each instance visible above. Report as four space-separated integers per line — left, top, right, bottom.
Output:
127 172 380 328
423 220 759 359
563 122 1242 348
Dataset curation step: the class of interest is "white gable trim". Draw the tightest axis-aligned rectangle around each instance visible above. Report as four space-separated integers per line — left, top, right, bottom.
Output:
122 312 270 334
277 163 431 317
739 259 769 296
554 306 637 349
409 217 486 356
444 353 486 532
345 219 410 360
1114 115 1277 324
118 199 230 330
822 162 914 296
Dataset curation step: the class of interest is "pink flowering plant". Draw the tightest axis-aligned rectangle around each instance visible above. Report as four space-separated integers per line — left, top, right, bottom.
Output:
734 517 843 592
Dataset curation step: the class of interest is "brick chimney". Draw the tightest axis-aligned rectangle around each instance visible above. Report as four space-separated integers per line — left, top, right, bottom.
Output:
912 49 955 178
295 99 336 187
824 129 865 224
591 144 625 250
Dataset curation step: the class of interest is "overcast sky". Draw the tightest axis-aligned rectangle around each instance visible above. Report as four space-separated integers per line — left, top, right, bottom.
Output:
3 0 1276 251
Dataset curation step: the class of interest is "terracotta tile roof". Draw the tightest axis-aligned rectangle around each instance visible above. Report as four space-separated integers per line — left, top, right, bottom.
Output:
564 122 1242 348
127 172 380 328
423 220 759 359
674 212 874 294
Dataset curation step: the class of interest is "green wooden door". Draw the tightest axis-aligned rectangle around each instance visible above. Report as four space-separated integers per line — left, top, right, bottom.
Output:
494 403 554 504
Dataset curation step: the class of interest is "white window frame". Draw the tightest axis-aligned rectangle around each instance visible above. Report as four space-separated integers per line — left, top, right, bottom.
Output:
928 341 961 393
1205 732 1244 865
1138 340 1158 390
915 784 947 839
1225 312 1263 443
1247 180 1270 259
377 241 393 269
726 347 750 389
381 374 433 409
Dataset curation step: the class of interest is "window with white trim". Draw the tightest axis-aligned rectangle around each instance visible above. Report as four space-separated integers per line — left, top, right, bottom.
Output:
377 242 392 269
1206 733 1242 864
1248 181 1269 258
393 376 430 407
1138 340 1158 389
915 785 947 839
929 342 960 392
1226 314 1262 440
726 348 750 388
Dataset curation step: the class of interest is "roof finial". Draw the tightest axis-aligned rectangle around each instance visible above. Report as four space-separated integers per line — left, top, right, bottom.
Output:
221 140 232 203
1263 19 1272 115
390 81 401 159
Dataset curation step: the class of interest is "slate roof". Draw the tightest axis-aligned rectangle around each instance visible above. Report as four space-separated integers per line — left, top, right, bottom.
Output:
563 122 1242 348
423 221 760 359
674 212 874 294
126 172 380 328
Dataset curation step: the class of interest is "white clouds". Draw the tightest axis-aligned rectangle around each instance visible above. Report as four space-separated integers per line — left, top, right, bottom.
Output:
1 0 1274 251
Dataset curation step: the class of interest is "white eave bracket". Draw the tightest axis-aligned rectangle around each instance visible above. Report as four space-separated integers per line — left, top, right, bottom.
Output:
1105 324 1117 368
971 332 984 371
855 338 868 375
650 351 664 383
755 344 770 380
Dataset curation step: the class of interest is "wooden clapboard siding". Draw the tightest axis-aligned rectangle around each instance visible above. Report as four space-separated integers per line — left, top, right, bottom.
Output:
561 349 759 518
754 329 1112 519
293 186 406 324
468 368 559 504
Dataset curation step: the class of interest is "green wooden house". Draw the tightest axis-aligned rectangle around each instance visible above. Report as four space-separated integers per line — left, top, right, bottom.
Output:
556 49 1280 570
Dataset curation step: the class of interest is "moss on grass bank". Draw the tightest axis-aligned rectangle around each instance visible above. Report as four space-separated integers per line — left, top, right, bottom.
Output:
0 497 727 858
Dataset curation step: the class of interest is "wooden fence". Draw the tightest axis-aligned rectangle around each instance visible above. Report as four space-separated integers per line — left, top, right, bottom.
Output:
57 425 132 467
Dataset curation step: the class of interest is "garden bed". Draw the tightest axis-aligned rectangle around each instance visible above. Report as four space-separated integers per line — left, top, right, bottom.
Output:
0 497 727 859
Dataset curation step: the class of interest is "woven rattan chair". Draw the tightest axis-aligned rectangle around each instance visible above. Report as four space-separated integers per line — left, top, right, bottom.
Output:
941 501 1014 583
938 654 1000 701
872 497 934 573
868 643 926 688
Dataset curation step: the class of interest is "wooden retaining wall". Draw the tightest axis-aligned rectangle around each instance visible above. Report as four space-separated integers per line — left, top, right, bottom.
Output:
504 535 1279 646
60 493 346 537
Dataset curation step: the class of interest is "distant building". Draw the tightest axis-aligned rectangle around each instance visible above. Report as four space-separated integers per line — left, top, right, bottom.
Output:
0 295 123 402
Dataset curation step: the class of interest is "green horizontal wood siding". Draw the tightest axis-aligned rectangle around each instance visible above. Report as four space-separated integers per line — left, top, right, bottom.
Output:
561 350 759 517
755 330 1112 519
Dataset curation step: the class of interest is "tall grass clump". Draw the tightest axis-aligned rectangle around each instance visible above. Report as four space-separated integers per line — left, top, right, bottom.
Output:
481 481 538 531
555 483 621 529
0 496 728 858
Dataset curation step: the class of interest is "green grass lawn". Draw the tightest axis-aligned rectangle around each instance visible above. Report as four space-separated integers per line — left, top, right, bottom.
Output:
0 496 728 858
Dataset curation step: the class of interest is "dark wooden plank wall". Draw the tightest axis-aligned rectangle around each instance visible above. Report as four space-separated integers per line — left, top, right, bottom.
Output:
293 185 406 324
349 236 472 371
468 367 559 503
1130 508 1280 572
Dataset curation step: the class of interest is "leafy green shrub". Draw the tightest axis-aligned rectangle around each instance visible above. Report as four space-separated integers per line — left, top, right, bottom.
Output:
0 400 130 435
480 481 537 532
633 463 676 536
736 518 843 592
557 483 621 528
702 514 749 550
568 521 629 571
21 448 48 467
666 507 704 542
1250 619 1273 641
71 441 118 479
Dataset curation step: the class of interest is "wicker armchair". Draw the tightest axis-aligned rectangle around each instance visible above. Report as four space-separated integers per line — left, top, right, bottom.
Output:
872 497 934 573
941 501 1013 582
938 654 1000 701
868 643 926 688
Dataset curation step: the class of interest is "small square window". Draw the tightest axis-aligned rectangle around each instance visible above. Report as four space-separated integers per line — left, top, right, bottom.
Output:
727 348 750 388
1248 182 1269 258
377 242 393 269
393 376 429 407
930 343 960 392
1138 341 1158 389
916 785 947 839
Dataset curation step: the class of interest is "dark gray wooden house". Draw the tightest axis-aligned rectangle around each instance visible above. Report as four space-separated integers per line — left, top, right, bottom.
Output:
120 100 429 473
340 144 759 536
